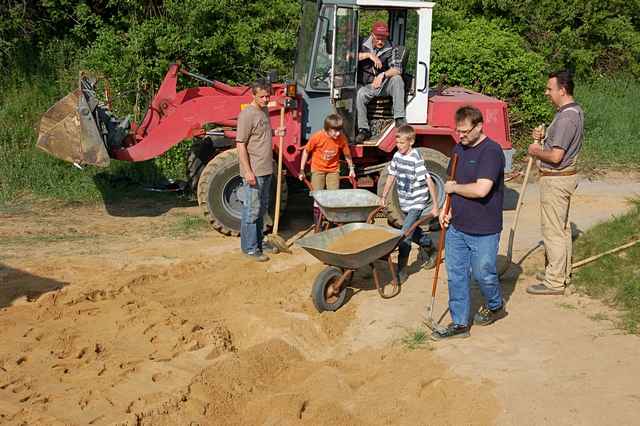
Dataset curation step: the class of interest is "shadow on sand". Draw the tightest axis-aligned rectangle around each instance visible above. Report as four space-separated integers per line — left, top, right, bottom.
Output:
0 263 67 309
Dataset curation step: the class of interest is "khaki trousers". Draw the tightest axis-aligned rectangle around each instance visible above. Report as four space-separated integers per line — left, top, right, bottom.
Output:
539 174 578 289
311 171 340 190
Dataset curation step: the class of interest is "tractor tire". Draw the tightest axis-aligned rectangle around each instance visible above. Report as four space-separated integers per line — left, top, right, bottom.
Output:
377 147 449 229
186 139 216 195
197 149 287 236
311 266 348 312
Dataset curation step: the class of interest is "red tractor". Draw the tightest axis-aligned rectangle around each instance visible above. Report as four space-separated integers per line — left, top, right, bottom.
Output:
37 0 513 236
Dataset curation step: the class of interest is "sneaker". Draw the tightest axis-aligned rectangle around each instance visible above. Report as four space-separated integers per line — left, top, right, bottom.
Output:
243 251 269 262
355 128 372 144
526 283 564 295
418 246 437 270
395 117 407 128
431 323 470 341
473 304 508 326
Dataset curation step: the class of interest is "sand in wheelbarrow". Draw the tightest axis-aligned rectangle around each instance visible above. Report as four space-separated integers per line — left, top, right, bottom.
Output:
326 228 397 254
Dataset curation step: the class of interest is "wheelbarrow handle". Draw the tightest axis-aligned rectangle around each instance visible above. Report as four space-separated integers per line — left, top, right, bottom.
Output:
366 206 385 224
402 213 435 238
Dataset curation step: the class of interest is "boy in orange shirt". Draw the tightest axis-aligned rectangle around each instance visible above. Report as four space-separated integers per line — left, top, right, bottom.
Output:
298 114 356 190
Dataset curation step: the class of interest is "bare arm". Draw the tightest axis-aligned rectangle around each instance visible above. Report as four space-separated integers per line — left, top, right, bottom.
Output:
528 144 565 164
236 143 255 186
445 178 494 199
298 149 309 180
426 176 439 216
379 174 396 206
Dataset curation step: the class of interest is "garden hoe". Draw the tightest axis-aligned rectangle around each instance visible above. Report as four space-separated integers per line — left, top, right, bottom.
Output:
500 124 544 277
424 154 458 333
267 106 291 254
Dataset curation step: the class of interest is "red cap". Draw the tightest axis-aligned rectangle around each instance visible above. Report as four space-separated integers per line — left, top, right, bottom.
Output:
372 21 389 38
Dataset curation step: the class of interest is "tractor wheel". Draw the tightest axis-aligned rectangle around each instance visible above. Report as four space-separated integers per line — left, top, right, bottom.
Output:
311 266 348 312
197 149 287 236
186 139 216 194
377 147 449 229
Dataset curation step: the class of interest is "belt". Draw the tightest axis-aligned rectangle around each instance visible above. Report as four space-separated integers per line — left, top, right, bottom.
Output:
539 169 577 177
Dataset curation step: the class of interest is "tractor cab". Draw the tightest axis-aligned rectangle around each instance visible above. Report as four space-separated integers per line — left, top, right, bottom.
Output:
294 0 434 143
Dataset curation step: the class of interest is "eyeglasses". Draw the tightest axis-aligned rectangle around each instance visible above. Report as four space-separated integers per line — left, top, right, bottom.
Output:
456 124 477 136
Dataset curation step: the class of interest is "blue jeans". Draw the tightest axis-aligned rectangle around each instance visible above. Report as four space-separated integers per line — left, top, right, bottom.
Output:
240 175 272 254
398 209 433 262
445 225 502 326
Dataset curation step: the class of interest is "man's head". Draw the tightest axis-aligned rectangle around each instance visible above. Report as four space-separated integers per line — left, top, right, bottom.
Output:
395 125 416 154
455 106 485 146
323 114 344 140
545 70 574 108
251 81 271 108
371 21 389 49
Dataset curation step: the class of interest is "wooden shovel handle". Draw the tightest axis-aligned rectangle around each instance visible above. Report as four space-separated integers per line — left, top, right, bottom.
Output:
272 107 285 234
430 153 459 298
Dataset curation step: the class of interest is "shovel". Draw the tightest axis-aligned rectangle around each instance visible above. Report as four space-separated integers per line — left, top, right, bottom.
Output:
500 124 544 276
266 107 291 253
424 154 459 333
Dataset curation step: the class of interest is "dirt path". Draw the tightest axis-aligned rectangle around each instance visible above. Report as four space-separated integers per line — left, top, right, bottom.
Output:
0 173 638 425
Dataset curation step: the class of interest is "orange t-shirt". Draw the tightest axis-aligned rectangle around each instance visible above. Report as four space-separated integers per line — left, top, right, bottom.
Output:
305 131 351 172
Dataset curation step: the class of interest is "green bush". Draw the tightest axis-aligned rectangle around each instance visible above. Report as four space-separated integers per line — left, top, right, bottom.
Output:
438 0 640 78
430 18 550 127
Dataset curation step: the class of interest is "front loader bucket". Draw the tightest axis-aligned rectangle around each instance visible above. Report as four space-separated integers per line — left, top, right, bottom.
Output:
37 77 112 167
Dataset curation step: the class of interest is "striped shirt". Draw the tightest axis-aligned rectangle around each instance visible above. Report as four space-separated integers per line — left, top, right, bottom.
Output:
388 149 430 212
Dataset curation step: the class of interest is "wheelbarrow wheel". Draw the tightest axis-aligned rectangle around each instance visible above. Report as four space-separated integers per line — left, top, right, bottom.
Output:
312 267 348 313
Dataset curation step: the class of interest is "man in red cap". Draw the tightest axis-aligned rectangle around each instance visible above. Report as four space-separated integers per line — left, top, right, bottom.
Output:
355 20 406 144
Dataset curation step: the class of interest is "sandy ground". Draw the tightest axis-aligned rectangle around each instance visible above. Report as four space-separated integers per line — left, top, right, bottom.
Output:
0 171 639 425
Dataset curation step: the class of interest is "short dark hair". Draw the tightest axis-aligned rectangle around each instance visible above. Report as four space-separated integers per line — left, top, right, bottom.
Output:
396 125 416 143
455 106 484 126
548 70 574 95
323 114 344 131
251 80 271 95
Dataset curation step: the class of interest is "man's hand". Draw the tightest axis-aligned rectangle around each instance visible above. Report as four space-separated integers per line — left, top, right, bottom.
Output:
527 143 542 158
369 52 382 69
444 180 457 194
244 171 257 186
274 127 286 137
298 172 305 181
439 209 451 229
532 126 545 142
372 73 385 89
430 206 440 218
379 195 386 207
348 168 356 179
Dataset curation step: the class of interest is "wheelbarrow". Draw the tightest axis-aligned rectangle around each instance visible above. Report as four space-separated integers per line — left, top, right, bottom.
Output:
296 214 433 312
300 176 381 232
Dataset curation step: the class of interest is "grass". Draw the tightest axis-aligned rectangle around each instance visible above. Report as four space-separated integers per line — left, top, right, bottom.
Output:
0 233 97 247
572 198 640 334
588 312 609 322
168 215 210 238
555 302 577 310
510 77 640 171
401 328 431 350
577 78 640 170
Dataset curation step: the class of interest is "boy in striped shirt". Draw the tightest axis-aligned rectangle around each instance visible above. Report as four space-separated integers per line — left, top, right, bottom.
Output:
380 125 439 283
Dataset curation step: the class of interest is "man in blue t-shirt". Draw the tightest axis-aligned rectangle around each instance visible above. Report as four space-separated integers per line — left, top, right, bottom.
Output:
432 106 507 341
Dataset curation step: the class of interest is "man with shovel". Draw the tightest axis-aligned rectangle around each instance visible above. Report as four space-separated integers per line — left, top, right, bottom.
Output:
526 70 584 295
432 106 506 340
236 81 285 262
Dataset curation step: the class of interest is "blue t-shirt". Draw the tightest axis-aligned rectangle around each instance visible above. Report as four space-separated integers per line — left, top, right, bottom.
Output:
448 137 505 235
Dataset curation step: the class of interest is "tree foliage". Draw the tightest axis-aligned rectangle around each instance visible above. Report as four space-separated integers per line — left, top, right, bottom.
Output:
438 0 640 77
